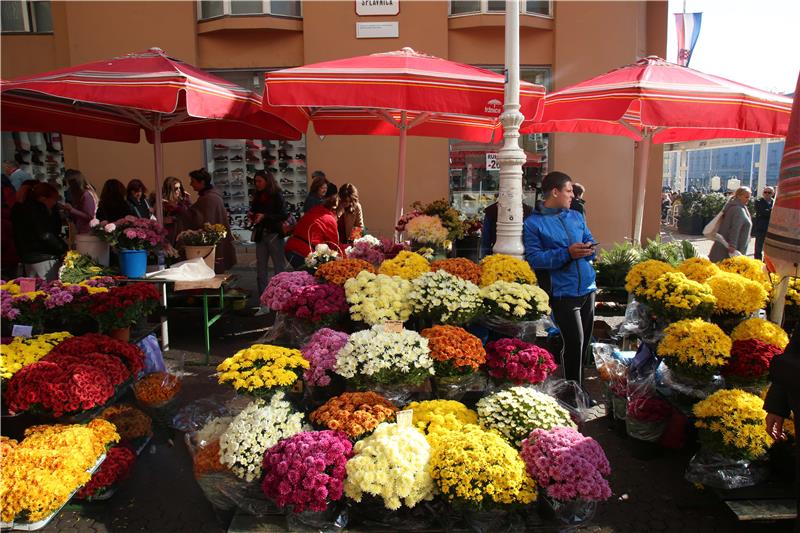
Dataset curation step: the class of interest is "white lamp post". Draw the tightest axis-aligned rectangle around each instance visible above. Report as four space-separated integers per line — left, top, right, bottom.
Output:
493 0 526 259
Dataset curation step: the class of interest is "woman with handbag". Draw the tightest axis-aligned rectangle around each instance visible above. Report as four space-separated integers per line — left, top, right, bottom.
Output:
285 182 343 269
708 187 752 262
249 170 289 302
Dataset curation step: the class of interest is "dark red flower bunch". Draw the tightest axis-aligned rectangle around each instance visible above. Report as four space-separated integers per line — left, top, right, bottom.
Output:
484 338 557 384
89 283 160 330
3 352 130 417
723 339 783 381
76 443 137 499
626 396 672 422
51 333 145 376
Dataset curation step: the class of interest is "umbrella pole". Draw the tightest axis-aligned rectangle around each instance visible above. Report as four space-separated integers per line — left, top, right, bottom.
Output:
152 126 170 351
633 133 651 245
394 111 408 239
770 275 789 324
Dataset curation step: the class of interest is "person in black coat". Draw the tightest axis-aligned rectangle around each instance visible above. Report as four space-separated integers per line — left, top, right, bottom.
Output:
764 323 800 529
249 170 289 304
752 187 774 260
96 178 134 222
127 178 152 219
11 182 67 281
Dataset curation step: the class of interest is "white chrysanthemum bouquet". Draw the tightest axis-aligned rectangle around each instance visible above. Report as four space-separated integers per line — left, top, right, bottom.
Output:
344 271 412 325
481 281 551 321
409 270 483 325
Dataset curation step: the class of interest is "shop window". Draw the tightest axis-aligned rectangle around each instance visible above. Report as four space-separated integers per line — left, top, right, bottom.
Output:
197 0 301 20
1 0 52 33
1 131 66 185
448 66 550 217
449 0 551 17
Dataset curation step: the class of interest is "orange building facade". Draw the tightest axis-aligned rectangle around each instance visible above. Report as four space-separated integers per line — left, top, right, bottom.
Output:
1 0 667 243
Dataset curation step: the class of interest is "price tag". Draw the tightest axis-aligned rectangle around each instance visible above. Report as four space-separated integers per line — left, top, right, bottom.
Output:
486 152 499 171
396 409 413 427
19 278 36 294
11 325 33 338
383 320 403 333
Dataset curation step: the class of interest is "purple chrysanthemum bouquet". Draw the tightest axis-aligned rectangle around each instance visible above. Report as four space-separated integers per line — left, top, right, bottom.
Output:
520 427 611 502
261 430 353 512
260 271 317 312
285 283 348 323
301 328 349 386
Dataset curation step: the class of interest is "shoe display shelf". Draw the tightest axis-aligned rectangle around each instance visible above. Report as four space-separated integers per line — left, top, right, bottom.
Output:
450 190 538 216
1 131 65 185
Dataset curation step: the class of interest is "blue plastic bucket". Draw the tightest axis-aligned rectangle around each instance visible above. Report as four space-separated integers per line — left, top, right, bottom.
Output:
119 249 148 278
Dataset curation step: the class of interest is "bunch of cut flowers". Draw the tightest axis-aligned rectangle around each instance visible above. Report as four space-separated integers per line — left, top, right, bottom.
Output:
404 214 449 245
405 399 478 446
344 271 412 325
705 272 768 319
678 257 720 283
345 421 434 510
624 259 676 299
304 243 340 272
262 430 353 512
310 392 398 439
1 277 47 325
477 387 576 447
693 389 771 460
657 318 732 379
282 281 349 324
410 199 465 241
261 271 317 312
346 235 407 267
4 351 132 417
95 215 170 252
479 254 537 286
133 371 181 408
484 338 557 385
51 333 146 376
430 257 482 285
520 427 611 502
75 443 137 500
730 318 789 350
723 339 783 387
301 328 349 387
219 393 306 482
420 325 486 377
718 256 771 293
98 403 153 443
378 250 430 280
429 424 537 507
640 271 716 321
334 325 434 387
217 344 309 397
0 331 71 381
315 258 375 286
409 270 483 325
58 250 115 283
481 280 551 321
89 283 161 332
193 440 227 477
176 222 228 247
0 419 119 523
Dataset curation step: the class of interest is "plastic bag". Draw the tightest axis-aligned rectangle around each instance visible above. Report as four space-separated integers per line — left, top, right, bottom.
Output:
194 471 281 515
539 494 597 529
685 450 769 490
655 362 724 416
434 373 489 401
173 396 236 434
347 496 435 531
258 312 317 348
286 504 348 533
617 300 666 345
477 315 553 343
136 334 166 375
538 378 592 427
625 418 667 442
462 507 524 533
145 257 215 281
591 343 629 386
353 380 433 406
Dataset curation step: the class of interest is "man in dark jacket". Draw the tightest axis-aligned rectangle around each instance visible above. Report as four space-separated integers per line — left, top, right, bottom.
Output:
764 323 799 529
570 182 586 215
11 182 67 281
480 201 533 258
752 187 774 260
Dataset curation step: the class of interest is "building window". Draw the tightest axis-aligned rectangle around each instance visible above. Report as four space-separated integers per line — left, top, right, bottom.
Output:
197 0 301 20
1 0 52 33
449 0 551 17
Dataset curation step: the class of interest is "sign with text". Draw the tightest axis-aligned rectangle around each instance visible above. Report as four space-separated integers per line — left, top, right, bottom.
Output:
396 409 413 427
18 278 36 294
11 325 33 338
486 153 499 171
356 0 399 16
356 21 399 39
383 320 404 333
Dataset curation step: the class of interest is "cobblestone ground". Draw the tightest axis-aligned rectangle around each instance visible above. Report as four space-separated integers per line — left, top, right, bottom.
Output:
36 235 794 532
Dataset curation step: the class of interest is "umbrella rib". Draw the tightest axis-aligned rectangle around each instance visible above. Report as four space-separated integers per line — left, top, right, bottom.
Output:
618 118 644 138
406 112 433 130
117 107 153 130
160 111 190 131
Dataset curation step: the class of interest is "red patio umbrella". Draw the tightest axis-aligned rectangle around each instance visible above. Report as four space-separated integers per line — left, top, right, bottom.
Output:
522 56 793 243
1 47 305 221
264 47 545 223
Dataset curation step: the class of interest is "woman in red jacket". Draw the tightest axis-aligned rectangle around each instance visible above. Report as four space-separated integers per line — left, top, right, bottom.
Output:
285 183 344 269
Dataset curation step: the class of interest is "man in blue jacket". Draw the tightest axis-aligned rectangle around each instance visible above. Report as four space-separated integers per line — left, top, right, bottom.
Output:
523 171 596 385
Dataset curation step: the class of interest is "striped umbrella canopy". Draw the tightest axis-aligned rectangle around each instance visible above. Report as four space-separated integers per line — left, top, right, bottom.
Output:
1 47 305 221
264 47 545 223
522 56 792 243
765 74 800 323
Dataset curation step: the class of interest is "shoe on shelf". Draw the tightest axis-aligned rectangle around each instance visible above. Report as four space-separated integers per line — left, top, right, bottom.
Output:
281 167 295 174
278 161 289 169
267 166 278 173
463 193 477 201
31 155 43 165
213 143 228 150
30 146 43 155
279 177 293 185
246 140 260 150
296 165 307 172
214 167 228 174
246 152 260 162
213 155 228 162
228 144 243 151
231 167 244 174
280 141 292 150
264 141 276 149
295 153 306 160
230 155 243 162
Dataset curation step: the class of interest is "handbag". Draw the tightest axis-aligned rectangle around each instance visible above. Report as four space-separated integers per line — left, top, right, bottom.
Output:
281 214 297 236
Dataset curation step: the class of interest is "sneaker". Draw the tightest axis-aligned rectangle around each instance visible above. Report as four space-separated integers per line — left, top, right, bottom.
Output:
279 177 293 185
214 167 228 174
295 153 306 160
246 140 260 150
246 152 260 162
280 141 292 150
215 177 229 185
231 167 244 174
230 155 243 162
281 167 294 174
278 151 289 161
30 146 42 155
296 165 307 172
278 161 289 169
213 143 228 150
213 154 228 162
228 144 243 151
264 141 276 149
231 170 244 178
230 178 244 186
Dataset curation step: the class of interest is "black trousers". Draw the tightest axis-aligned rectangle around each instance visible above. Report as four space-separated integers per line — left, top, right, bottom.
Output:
550 292 595 385
754 231 767 260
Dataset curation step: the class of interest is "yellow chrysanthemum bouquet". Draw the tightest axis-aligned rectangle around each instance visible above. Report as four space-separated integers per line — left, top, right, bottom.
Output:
406 399 478 447
640 272 716 321
657 319 732 379
718 256 771 293
216 344 309 398
678 257 720 283
428 424 537 508
479 254 537 286
693 389 771 460
730 318 789 350
705 272 768 327
624 260 676 299
378 251 430 280
0 331 71 380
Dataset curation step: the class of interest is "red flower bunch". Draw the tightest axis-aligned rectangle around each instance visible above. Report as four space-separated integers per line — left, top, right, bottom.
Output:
626 396 672 422
89 283 160 331
284 283 348 322
484 338 557 385
3 352 130 417
50 333 145 376
723 339 783 381
76 443 137 499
